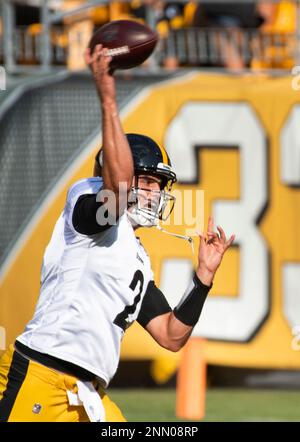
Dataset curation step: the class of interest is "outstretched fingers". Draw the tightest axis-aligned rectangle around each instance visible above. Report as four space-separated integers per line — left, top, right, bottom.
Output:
198 220 235 251
225 234 235 250
207 221 235 252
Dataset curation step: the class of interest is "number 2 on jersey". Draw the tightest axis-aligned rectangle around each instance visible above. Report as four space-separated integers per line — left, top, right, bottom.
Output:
113 270 144 332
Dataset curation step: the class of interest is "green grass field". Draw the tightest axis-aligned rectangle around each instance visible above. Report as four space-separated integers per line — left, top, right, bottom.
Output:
109 388 300 422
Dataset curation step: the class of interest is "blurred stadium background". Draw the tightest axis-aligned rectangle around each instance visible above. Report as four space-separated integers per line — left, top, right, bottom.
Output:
0 0 300 422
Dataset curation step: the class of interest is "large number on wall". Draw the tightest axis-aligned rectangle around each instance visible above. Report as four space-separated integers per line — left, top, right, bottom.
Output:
161 102 269 342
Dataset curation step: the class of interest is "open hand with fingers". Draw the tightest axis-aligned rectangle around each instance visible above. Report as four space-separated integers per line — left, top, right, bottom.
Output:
196 216 235 286
84 44 116 105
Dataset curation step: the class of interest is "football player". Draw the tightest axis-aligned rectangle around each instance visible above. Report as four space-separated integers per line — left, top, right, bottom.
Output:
0 45 234 422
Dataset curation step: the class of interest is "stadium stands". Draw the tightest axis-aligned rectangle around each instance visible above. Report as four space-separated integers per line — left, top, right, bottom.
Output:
1 1 299 71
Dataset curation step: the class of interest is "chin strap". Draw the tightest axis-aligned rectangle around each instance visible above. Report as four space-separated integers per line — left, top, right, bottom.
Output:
155 224 195 254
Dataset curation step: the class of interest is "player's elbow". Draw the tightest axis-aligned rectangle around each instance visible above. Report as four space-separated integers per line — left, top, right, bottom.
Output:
159 337 183 353
167 343 182 352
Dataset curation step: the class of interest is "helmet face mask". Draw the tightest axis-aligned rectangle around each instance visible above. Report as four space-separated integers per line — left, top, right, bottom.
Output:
127 177 176 228
96 133 177 228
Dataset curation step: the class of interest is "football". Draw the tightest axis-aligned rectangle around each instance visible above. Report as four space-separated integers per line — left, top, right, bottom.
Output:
88 20 158 71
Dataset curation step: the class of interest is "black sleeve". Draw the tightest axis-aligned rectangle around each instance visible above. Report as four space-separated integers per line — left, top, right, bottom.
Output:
72 193 112 235
137 281 172 328
173 273 211 326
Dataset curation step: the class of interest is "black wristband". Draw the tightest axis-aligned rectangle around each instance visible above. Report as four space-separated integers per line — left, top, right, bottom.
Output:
173 272 212 326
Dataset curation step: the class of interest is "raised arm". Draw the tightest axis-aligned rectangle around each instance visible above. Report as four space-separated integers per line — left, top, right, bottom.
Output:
85 45 133 219
138 217 235 352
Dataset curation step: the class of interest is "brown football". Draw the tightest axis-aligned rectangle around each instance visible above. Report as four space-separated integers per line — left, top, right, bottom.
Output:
88 20 158 70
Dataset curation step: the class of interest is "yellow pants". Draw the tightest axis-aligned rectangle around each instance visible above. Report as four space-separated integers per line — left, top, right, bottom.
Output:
0 345 126 422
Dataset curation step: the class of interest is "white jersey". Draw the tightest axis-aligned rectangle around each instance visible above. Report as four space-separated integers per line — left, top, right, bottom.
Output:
17 178 153 387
